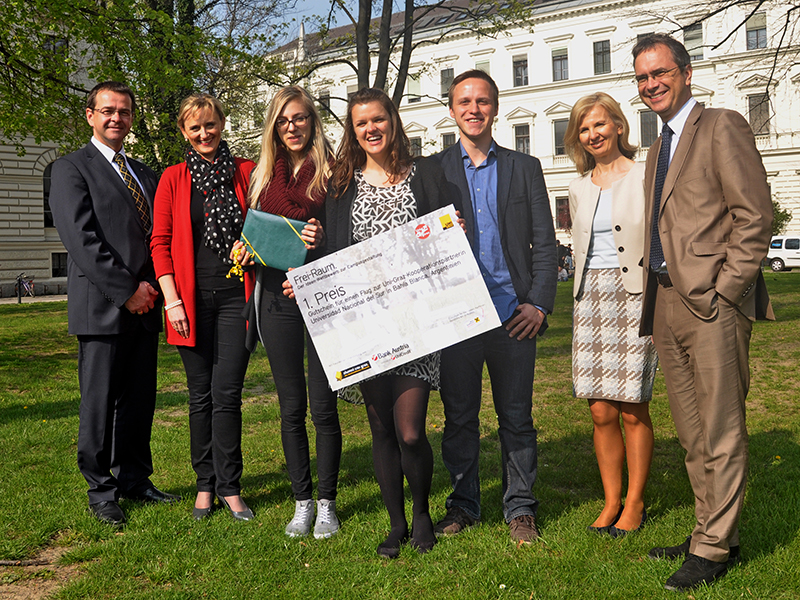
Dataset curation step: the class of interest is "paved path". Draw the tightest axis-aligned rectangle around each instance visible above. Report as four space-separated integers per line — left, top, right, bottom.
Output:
0 294 68 305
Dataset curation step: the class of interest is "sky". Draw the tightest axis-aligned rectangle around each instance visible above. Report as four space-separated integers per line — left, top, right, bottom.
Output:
284 0 348 40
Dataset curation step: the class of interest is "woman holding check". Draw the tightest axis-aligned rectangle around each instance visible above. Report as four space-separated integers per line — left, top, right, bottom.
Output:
151 93 255 521
233 86 342 539
286 87 460 558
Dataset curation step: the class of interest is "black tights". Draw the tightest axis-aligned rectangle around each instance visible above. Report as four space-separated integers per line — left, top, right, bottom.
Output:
361 375 435 547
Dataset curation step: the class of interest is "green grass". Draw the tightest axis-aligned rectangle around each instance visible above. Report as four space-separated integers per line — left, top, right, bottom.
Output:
1 273 799 599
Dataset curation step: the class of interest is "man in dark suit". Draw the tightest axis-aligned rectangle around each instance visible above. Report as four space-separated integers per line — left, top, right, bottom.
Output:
432 70 557 544
50 81 179 526
634 35 773 590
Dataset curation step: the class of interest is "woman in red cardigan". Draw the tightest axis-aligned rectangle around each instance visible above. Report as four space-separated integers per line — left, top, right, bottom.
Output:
151 93 255 521
232 86 341 539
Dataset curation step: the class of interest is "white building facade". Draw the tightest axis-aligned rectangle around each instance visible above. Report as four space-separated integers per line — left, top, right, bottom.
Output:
297 0 800 240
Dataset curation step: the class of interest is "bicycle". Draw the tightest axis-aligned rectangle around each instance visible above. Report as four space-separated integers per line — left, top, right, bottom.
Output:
15 273 35 298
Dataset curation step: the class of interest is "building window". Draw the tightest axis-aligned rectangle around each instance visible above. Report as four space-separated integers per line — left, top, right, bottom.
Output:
684 23 703 61
748 93 770 135
513 55 528 87
410 137 423 157
553 119 569 155
441 133 456 149
52 252 68 278
514 124 530 155
318 90 332 116
593 40 611 75
552 48 569 81
43 162 54 228
43 36 68 93
347 85 358 100
407 75 421 103
747 13 767 49
475 60 491 75
640 110 659 148
555 197 572 230
440 68 454 98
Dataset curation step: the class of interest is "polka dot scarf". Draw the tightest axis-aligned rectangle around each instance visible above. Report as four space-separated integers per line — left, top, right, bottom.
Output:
186 139 242 265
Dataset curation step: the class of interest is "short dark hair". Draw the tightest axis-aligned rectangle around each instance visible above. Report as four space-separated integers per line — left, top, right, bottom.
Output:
86 81 137 113
448 69 499 108
632 33 692 72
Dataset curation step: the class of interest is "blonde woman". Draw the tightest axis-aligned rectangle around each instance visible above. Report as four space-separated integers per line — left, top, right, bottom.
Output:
235 86 341 539
564 93 657 537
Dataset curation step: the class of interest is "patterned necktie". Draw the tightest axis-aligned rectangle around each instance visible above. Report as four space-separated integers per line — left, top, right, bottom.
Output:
113 153 151 231
649 124 673 270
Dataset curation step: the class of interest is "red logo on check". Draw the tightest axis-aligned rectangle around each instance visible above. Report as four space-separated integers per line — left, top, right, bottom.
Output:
415 224 431 239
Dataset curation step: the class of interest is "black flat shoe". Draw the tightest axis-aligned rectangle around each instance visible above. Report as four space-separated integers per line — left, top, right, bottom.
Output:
89 500 126 526
609 508 647 538
649 535 741 564
664 553 728 591
218 496 254 521
587 505 623 535
377 530 409 559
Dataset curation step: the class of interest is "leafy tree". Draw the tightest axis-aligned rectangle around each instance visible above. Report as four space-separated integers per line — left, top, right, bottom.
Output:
274 0 534 109
0 0 288 171
772 199 792 236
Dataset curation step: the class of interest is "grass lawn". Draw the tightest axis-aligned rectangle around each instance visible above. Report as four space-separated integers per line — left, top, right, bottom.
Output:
1 273 799 599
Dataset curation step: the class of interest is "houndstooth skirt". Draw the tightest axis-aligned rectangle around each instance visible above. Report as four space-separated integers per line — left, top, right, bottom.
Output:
572 268 658 403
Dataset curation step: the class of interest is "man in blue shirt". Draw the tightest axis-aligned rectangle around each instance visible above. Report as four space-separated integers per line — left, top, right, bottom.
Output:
433 70 557 543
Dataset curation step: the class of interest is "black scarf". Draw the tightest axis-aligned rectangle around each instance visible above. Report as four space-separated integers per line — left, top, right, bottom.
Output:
185 140 242 264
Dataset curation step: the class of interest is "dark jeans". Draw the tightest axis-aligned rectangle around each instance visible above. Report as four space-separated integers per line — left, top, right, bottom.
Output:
258 269 341 501
178 286 249 496
77 325 158 504
439 325 539 522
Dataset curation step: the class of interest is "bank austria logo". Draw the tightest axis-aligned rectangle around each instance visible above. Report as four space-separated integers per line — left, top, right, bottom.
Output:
415 223 431 239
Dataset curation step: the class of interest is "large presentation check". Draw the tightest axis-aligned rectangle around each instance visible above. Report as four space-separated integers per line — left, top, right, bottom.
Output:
288 205 501 390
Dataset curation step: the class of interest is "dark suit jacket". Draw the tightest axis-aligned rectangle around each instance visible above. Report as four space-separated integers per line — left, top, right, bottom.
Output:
433 143 557 330
323 156 462 253
50 141 162 335
639 103 774 336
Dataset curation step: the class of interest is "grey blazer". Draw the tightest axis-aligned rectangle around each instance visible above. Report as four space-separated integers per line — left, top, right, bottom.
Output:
50 141 161 335
568 162 646 297
433 143 557 326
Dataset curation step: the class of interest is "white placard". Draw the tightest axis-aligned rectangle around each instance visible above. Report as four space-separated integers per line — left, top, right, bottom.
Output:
288 205 500 390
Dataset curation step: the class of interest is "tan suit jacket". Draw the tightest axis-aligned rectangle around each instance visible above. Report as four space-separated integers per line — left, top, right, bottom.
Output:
639 103 774 336
569 162 646 298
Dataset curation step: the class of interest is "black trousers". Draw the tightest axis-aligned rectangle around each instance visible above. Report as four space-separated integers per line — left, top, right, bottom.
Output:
178 286 250 496
77 324 159 504
258 268 341 501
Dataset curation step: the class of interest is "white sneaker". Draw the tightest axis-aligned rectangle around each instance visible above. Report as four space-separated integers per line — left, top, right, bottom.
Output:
285 499 315 537
313 499 340 539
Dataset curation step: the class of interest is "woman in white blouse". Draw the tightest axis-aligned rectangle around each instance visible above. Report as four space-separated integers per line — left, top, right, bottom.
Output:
564 92 658 538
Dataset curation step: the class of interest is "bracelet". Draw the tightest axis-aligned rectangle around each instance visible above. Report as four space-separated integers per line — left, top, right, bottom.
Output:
165 299 183 311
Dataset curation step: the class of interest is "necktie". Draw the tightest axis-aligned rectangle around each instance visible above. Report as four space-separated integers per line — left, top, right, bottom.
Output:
113 153 151 231
649 124 673 270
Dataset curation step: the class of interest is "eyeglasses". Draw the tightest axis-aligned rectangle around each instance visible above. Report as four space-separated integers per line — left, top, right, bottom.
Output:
634 66 681 87
91 108 133 119
276 114 309 130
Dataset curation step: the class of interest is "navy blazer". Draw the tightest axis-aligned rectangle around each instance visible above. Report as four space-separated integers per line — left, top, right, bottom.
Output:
432 143 557 329
50 141 162 335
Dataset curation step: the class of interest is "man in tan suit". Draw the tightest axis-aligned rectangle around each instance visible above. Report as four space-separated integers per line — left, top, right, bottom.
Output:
633 34 773 591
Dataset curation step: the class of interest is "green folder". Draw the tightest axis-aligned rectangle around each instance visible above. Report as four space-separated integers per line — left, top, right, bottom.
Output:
240 210 308 272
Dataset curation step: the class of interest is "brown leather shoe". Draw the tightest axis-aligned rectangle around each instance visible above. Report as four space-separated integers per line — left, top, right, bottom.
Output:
434 507 479 536
509 514 539 544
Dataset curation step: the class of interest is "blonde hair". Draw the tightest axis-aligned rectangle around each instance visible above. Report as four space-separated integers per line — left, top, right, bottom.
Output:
248 86 333 208
177 93 226 130
563 92 637 174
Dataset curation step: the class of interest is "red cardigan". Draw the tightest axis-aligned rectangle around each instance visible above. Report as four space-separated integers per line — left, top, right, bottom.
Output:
151 157 256 346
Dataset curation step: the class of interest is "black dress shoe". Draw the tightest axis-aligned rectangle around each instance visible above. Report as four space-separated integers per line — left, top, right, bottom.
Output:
127 486 182 504
193 502 219 521
89 501 126 526
664 553 728 591
649 535 741 563
609 508 647 538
